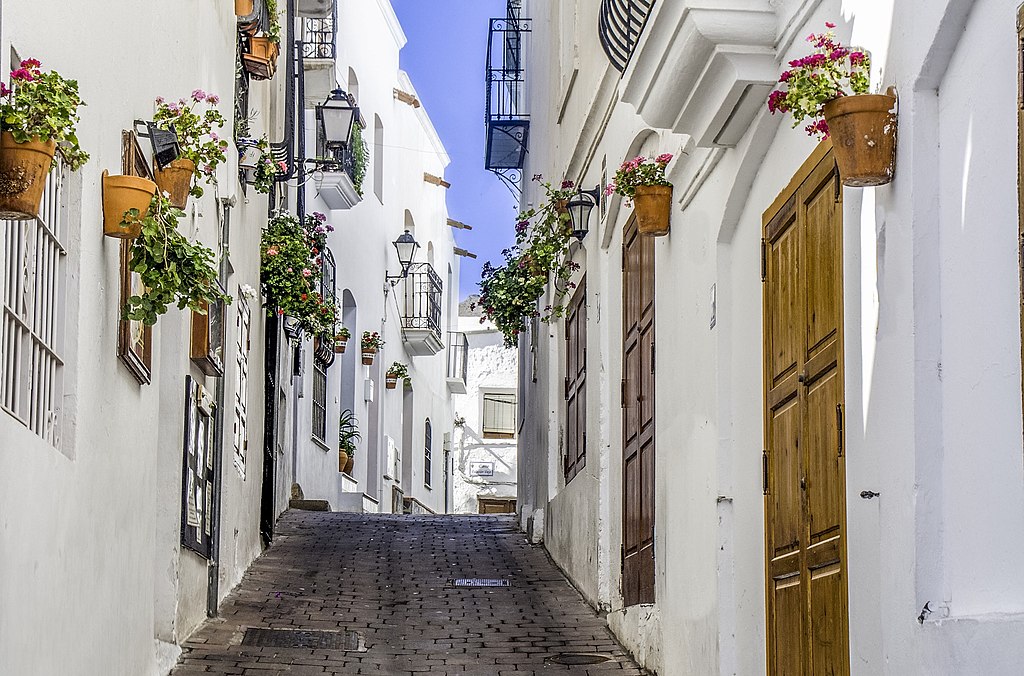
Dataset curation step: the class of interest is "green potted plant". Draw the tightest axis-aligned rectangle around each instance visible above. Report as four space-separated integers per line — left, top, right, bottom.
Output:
338 409 361 474
334 326 351 353
101 170 157 238
361 331 384 365
606 154 674 236
123 192 231 325
385 362 409 390
251 142 287 194
351 122 368 196
153 91 228 207
260 211 337 337
0 58 89 219
767 23 895 186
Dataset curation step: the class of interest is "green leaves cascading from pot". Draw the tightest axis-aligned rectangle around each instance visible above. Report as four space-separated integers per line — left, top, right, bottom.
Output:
260 211 337 336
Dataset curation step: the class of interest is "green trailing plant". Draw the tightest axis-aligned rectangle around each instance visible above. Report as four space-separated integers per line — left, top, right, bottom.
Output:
265 0 282 43
351 123 367 196
338 409 361 456
767 23 871 137
260 211 337 336
154 90 229 198
475 179 580 346
361 331 384 351
0 58 88 169
605 154 673 200
386 362 409 380
247 136 286 194
123 193 230 325
335 325 351 339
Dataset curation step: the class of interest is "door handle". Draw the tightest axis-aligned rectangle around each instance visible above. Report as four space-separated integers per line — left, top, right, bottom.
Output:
797 371 807 384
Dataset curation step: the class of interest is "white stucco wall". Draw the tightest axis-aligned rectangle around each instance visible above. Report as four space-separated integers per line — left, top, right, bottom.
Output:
519 0 1024 674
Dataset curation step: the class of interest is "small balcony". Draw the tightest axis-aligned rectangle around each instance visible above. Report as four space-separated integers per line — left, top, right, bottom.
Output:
314 145 361 210
302 12 337 108
446 332 468 394
400 263 444 356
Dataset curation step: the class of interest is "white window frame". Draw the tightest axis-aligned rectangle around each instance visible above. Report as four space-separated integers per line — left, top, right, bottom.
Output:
481 388 517 439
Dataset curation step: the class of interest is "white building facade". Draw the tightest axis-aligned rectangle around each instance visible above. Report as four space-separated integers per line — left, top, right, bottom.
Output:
516 1 1024 675
290 0 461 516
451 304 518 515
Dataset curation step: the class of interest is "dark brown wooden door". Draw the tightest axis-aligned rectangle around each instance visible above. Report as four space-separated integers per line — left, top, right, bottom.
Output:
564 278 587 483
763 145 849 676
622 217 655 606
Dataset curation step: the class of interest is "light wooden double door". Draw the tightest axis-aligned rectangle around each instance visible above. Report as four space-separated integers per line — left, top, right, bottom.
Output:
763 145 850 676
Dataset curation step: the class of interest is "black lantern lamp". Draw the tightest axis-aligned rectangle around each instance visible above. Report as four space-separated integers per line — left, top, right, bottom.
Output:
392 230 420 278
281 314 304 341
566 187 601 242
316 88 359 154
137 120 180 170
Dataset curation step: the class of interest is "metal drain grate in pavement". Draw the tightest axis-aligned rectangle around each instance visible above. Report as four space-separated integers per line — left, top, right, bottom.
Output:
546 653 614 665
449 578 512 587
242 627 365 651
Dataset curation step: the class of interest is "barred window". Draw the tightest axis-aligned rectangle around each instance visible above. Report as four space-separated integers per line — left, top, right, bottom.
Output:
233 296 251 478
482 391 517 439
312 358 327 443
424 418 433 487
1 162 68 449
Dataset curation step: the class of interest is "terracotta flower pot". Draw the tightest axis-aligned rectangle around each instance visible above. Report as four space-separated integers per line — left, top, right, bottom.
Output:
235 0 254 16
361 348 376 366
243 37 281 81
338 450 349 473
102 171 157 239
0 132 56 220
154 158 195 209
385 376 398 390
344 455 355 474
822 92 897 187
334 336 348 354
633 184 673 236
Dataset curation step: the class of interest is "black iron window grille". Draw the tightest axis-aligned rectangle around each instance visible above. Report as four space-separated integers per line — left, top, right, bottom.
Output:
316 119 358 182
401 263 443 339
598 0 656 73
312 359 327 442
302 6 336 60
485 0 531 197
447 332 469 384
313 247 337 367
424 418 433 487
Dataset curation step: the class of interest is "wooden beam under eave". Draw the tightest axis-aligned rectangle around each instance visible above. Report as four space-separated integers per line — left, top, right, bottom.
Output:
454 247 478 259
447 218 473 231
424 173 451 189
393 88 422 108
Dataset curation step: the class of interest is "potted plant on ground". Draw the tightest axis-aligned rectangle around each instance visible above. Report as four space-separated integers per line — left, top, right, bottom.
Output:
385 362 409 390
334 326 351 353
260 211 337 337
767 23 895 186
606 154 674 236
123 192 231 325
338 409 360 474
153 91 228 207
101 170 158 238
361 331 383 365
0 58 89 219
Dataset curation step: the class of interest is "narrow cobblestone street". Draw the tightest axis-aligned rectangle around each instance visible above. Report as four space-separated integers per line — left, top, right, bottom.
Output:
171 512 643 675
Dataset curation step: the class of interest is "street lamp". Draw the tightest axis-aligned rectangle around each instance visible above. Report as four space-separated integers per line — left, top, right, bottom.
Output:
566 187 600 242
315 88 358 155
391 230 420 278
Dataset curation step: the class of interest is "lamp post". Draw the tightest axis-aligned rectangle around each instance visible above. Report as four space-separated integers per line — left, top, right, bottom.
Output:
566 187 600 242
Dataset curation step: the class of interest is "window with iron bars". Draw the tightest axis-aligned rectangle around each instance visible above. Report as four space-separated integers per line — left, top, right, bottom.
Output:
312 358 328 443
1 161 69 450
424 418 433 487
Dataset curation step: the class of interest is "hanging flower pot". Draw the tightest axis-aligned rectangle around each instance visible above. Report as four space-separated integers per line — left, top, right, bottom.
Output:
243 37 281 81
334 335 348 354
238 140 261 171
154 158 195 209
235 0 254 16
101 171 157 239
338 450 349 473
385 375 398 390
0 132 56 220
633 185 673 236
822 91 897 187
361 348 376 366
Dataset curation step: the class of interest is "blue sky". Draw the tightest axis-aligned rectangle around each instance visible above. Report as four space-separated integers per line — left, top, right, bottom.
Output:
391 0 518 301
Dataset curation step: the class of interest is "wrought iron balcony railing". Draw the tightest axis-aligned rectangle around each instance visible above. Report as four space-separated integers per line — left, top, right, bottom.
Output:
302 8 336 60
447 332 469 385
485 0 531 196
401 263 443 339
599 0 656 72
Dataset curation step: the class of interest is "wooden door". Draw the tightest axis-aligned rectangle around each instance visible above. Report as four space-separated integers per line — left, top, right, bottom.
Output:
763 144 849 676
622 216 656 606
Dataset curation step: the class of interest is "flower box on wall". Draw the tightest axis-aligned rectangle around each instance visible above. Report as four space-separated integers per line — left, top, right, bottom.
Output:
315 169 361 210
190 297 226 377
243 37 280 81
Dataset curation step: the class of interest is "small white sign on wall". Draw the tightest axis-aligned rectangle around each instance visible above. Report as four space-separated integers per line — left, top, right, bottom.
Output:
469 461 495 477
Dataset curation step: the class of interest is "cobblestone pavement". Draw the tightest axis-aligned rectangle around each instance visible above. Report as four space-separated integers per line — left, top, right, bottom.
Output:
171 511 645 675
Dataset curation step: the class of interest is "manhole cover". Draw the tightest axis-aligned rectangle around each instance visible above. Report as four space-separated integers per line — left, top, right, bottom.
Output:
242 628 365 651
547 653 614 665
450 578 512 587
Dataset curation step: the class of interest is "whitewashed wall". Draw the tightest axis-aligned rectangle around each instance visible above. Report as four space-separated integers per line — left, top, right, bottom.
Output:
0 1 277 674
520 0 1024 674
